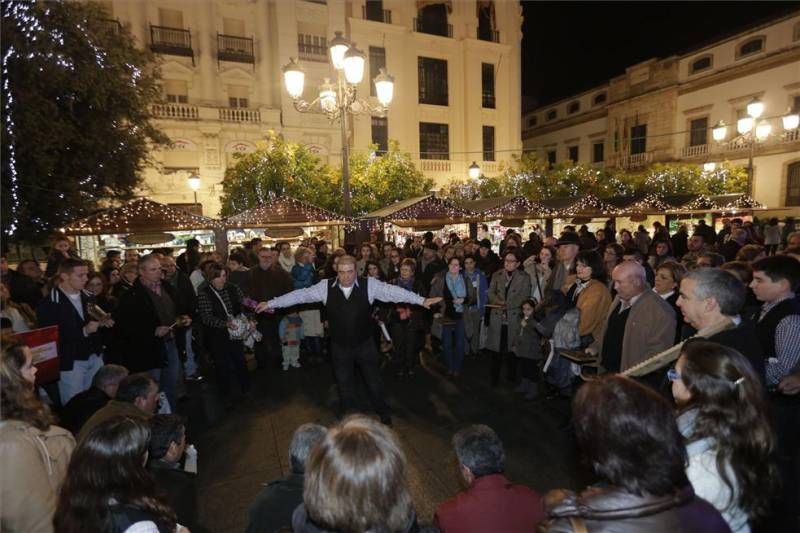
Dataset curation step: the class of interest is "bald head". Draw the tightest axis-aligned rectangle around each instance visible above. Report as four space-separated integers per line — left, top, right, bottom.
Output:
612 261 647 302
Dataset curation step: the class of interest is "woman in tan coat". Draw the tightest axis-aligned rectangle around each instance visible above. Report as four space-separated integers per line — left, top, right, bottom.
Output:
567 250 612 347
0 339 75 533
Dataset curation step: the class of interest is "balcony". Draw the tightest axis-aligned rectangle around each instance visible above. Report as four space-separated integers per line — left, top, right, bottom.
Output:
218 107 260 123
362 5 392 24
97 17 121 35
681 144 708 158
611 151 653 169
413 18 452 38
217 34 254 65
477 28 499 43
150 25 193 62
298 37 327 62
417 159 452 172
151 103 199 120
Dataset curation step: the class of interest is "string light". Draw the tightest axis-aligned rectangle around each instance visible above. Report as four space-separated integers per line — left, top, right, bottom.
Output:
63 198 220 234
483 196 556 218
366 195 476 224
224 194 349 228
622 194 672 213
554 194 623 217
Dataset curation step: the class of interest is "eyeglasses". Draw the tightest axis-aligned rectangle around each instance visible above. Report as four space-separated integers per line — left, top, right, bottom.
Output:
666 368 681 382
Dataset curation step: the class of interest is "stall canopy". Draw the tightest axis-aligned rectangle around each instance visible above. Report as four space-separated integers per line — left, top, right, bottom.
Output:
62 198 221 235
224 196 349 228
460 196 556 219
362 195 477 226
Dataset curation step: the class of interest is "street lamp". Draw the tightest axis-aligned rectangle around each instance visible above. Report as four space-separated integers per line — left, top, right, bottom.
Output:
282 31 395 217
468 161 481 179
187 174 201 205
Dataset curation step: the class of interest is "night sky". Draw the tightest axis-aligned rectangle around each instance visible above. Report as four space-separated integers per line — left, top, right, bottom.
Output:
521 1 800 109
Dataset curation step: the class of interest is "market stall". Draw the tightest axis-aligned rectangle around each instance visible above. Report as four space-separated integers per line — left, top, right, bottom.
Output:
61 197 222 263
460 196 556 248
362 195 477 246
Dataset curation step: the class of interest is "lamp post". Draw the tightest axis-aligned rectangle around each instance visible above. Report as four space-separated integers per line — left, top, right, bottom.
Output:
282 31 395 217
468 161 481 180
710 98 799 197
187 174 201 206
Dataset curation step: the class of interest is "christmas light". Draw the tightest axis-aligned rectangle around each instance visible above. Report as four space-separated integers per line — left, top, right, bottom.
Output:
554 194 622 217
365 195 476 224
225 194 350 228
483 196 556 218
63 198 221 234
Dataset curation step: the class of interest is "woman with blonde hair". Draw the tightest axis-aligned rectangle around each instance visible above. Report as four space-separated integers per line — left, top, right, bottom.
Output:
1 339 75 532
293 415 418 533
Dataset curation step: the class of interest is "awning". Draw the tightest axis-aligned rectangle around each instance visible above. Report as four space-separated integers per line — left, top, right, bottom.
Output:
224 196 349 228
363 195 476 226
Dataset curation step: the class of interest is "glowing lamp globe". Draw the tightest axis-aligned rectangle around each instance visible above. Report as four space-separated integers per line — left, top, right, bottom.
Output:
283 59 305 99
374 68 395 107
329 32 350 70
343 45 365 85
755 120 771 140
187 175 201 191
319 79 337 113
737 117 754 135
711 121 727 142
468 161 481 180
746 97 764 119
782 110 799 131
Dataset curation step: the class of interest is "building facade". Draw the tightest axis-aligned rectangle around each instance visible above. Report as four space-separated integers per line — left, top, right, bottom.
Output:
522 11 800 210
103 0 522 216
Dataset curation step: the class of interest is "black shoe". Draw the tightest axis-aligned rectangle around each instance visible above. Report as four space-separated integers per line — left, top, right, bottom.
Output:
380 415 393 426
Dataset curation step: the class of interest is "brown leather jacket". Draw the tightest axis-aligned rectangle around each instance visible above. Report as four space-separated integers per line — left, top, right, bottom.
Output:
539 486 732 533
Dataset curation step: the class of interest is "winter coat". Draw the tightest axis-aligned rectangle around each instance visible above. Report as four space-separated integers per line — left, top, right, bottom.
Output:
36 287 101 371
486 269 532 353
0 420 75 533
513 315 547 360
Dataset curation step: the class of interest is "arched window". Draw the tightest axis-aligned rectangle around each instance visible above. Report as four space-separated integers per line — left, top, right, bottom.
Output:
593 93 607 106
787 161 800 206
546 109 557 121
690 55 713 74
567 101 580 114
737 37 765 59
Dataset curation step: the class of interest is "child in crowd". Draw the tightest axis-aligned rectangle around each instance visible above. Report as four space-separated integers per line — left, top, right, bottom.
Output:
279 311 304 370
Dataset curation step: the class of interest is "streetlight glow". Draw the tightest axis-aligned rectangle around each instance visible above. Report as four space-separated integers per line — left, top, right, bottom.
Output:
319 79 337 113
329 31 350 71
783 109 800 130
343 45 366 85
737 116 754 135
746 97 764 119
468 161 481 179
755 120 771 140
187 175 201 191
711 120 727 142
374 68 395 107
282 58 305 99
703 162 716 172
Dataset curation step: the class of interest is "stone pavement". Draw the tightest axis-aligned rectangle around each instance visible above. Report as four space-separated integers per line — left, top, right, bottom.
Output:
186 352 591 533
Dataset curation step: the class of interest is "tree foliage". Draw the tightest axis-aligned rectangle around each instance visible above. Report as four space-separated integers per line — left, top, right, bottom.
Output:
1 0 167 241
345 141 435 215
442 154 747 203
219 132 341 217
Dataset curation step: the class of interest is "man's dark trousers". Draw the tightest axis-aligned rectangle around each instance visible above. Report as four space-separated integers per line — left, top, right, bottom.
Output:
331 337 390 419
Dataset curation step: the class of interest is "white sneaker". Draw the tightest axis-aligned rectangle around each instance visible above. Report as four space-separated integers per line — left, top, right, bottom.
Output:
291 361 301 368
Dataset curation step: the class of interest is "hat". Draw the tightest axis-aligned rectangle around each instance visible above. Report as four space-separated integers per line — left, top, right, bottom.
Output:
556 232 581 246
479 238 492 249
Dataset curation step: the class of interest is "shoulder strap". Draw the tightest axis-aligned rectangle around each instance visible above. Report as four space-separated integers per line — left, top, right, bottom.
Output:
209 287 232 318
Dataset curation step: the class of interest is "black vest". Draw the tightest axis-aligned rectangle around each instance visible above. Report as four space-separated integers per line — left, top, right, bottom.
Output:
326 278 373 346
754 298 800 359
602 303 631 373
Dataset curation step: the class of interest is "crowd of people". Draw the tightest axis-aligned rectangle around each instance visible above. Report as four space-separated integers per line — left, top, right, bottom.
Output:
0 214 798 532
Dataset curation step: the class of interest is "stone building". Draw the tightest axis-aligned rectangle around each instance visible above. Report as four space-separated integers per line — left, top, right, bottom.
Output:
101 0 522 216
522 10 800 210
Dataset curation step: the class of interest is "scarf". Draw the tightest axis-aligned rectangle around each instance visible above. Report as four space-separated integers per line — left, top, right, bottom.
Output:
446 273 467 313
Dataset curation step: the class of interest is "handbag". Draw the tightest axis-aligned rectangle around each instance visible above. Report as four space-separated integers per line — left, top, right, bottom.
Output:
210 287 252 341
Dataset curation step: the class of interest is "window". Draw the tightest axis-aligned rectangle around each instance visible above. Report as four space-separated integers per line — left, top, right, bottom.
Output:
737 37 764 58
793 95 800 112
527 116 537 128
416 4 450 37
567 101 580 114
297 33 327 61
419 122 449 160
689 117 708 147
481 63 495 108
159 8 183 28
482 126 495 161
593 93 607 106
546 109 557 121
371 116 388 154
228 85 248 108
630 124 647 155
369 47 386 97
477 1 496 42
787 162 800 206
418 57 448 106
364 0 385 22
163 79 188 103
568 145 579 162
222 18 245 37
546 150 556 167
592 141 604 163
690 55 712 74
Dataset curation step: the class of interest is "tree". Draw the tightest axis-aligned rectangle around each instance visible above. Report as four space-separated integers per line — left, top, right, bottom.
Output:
1 1 167 241
219 132 341 216
639 162 747 196
345 141 435 215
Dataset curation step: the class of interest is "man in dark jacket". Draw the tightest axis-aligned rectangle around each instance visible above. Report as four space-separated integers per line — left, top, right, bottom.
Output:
416 243 445 297
112 254 192 410
147 414 206 532
476 239 500 279
162 255 200 380
245 423 327 533
249 247 294 369
36 258 107 405
434 424 544 532
60 363 128 434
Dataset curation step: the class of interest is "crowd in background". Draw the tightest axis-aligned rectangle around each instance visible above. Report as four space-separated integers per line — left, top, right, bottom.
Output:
1 213 799 533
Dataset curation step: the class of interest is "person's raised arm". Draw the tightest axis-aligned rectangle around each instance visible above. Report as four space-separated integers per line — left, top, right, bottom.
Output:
255 279 327 313
368 277 441 309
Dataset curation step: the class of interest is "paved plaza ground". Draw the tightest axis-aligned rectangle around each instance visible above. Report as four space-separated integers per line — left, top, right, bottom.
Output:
185 351 590 533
